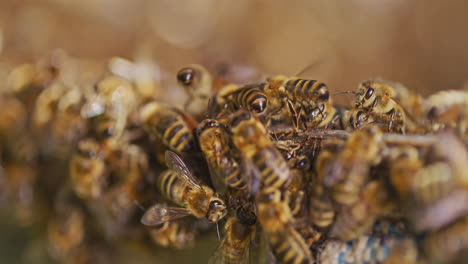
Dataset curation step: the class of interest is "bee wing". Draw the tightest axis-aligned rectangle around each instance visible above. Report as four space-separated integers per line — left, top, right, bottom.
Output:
208 234 227 264
165 151 203 191
141 204 192 226
241 156 262 195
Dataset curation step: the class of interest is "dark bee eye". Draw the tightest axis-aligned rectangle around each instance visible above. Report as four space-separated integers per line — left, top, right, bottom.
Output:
204 120 217 128
209 200 222 210
318 90 329 101
250 99 267 113
365 87 374 100
177 68 196 86
231 112 251 127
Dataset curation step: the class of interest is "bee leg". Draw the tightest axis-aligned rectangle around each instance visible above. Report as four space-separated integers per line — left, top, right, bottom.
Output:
286 99 300 132
388 108 396 132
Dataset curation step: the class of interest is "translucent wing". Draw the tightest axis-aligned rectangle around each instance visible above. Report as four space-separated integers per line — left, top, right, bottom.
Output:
141 204 192 226
208 234 227 264
165 151 203 191
241 156 262 195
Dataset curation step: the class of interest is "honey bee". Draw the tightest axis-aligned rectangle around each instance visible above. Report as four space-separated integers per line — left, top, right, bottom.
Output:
148 218 198 249
425 89 468 135
309 139 344 230
322 126 383 206
70 138 108 200
81 75 139 138
140 102 197 154
230 111 292 192
256 189 313 264
216 83 268 116
177 64 214 118
262 75 337 129
421 216 468 264
346 80 407 132
47 205 86 261
197 119 245 191
330 180 389 241
208 216 256 264
141 151 227 226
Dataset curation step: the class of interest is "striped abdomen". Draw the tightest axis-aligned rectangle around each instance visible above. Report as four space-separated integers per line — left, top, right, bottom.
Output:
252 146 291 190
223 161 246 189
284 78 329 103
222 219 253 264
269 227 313 264
156 112 195 153
309 183 335 229
157 170 188 206
232 86 267 114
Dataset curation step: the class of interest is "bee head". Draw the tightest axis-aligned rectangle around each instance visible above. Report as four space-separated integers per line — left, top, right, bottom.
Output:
206 197 227 223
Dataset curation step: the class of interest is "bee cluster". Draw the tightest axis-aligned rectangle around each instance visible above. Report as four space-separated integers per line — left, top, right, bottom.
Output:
0 52 468 264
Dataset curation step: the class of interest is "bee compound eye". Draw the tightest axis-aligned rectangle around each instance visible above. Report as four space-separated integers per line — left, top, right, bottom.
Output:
365 87 374 100
177 68 196 86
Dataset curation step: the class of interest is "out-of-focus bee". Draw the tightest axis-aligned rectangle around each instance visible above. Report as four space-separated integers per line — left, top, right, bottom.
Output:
47 194 86 261
230 111 292 192
197 119 245 191
425 89 468 136
391 132 468 232
33 82 87 155
330 180 389 241
322 126 383 206
70 138 108 200
100 144 150 226
309 139 344 230
148 218 198 249
141 151 227 226
81 75 139 139
421 216 468 264
140 102 197 155
256 189 313 264
177 65 213 111
208 216 256 264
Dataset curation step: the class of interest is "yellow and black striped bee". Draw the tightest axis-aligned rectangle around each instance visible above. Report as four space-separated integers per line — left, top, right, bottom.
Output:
257 189 313 264
140 102 198 154
262 76 337 129
148 218 198 249
141 151 227 226
197 119 245 191
208 216 256 264
322 126 383 206
425 89 468 136
70 138 108 200
230 111 292 192
421 215 468 264
216 83 268 116
330 180 388 241
345 80 407 133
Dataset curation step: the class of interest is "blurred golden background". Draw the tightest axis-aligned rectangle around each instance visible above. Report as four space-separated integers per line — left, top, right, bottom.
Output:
2 0 468 96
1 0 468 263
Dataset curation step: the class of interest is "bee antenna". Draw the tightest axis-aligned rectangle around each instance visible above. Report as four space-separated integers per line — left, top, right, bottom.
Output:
133 200 146 212
216 222 221 241
332 91 358 95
